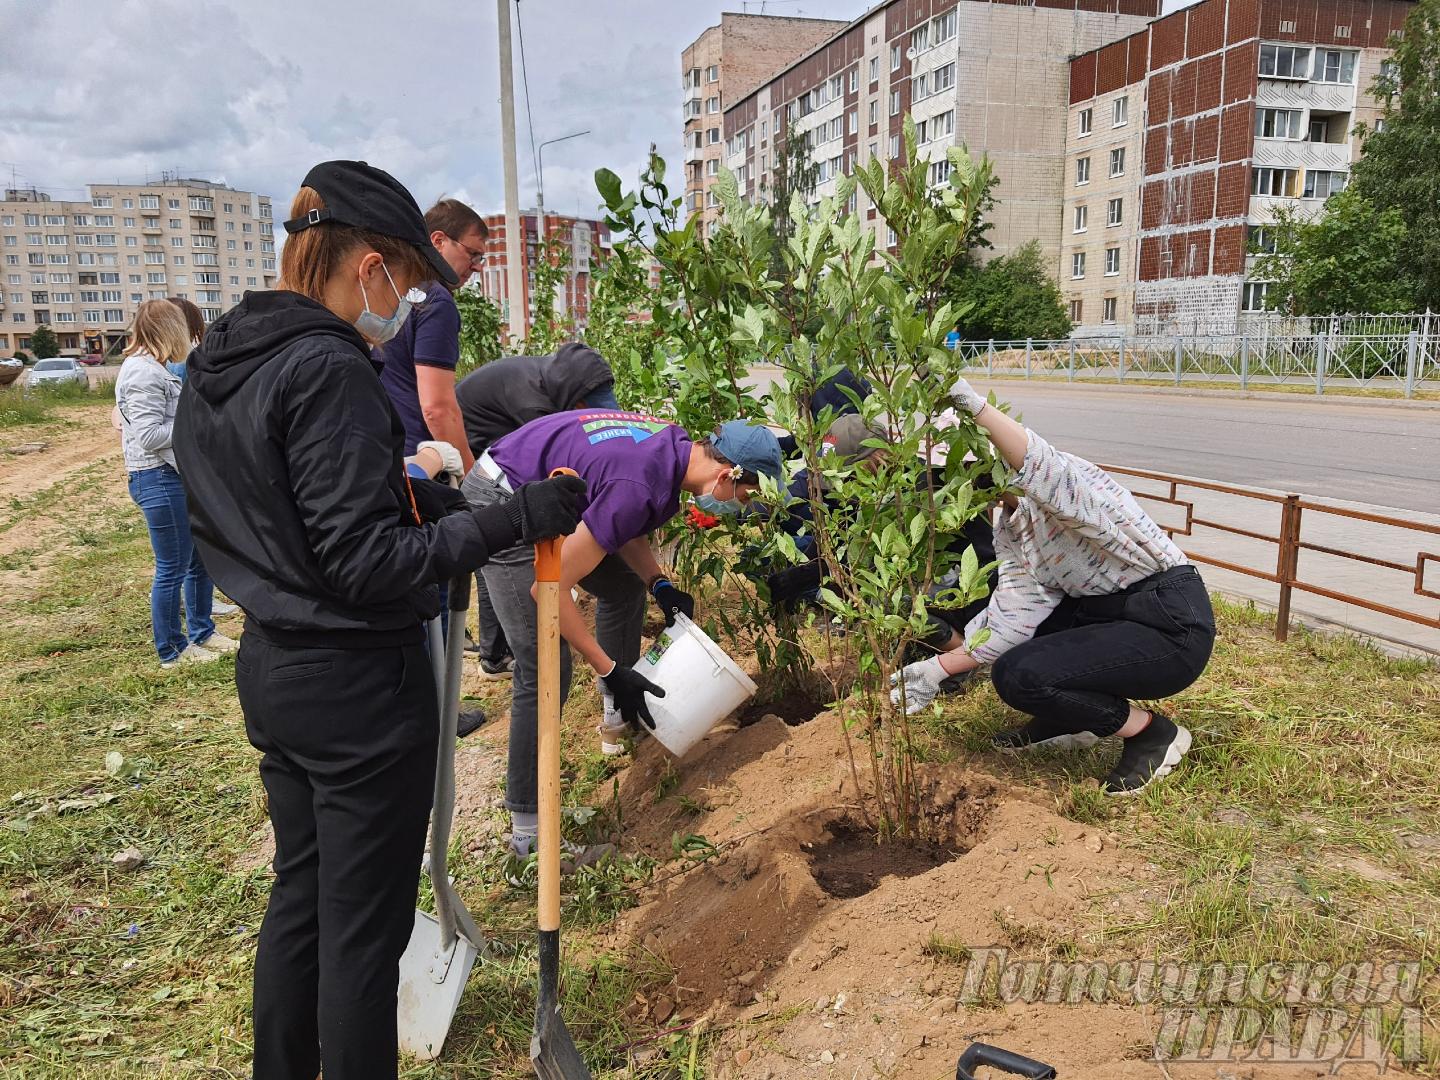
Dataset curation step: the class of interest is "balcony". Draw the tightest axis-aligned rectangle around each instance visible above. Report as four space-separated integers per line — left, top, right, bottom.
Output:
142 224 163 234
1251 139 1352 171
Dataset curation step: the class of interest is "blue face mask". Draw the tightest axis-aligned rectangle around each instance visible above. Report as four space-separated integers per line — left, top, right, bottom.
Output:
354 263 417 344
696 474 745 517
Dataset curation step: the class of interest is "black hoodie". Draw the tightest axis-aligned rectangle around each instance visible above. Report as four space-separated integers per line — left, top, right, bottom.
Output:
454 342 614 458
173 291 520 646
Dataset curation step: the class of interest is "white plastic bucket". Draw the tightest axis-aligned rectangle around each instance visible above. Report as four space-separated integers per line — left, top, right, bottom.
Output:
631 613 758 757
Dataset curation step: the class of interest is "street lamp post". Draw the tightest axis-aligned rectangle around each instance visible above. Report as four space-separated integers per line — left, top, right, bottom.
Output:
534 129 589 328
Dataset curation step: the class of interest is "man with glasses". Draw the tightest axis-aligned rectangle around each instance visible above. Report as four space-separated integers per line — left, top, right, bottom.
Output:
375 197 487 475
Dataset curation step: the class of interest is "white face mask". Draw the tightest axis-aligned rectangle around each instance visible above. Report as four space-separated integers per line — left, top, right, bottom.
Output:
354 262 421 344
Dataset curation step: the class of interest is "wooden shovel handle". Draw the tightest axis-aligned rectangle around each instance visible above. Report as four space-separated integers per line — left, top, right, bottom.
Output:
533 468 578 584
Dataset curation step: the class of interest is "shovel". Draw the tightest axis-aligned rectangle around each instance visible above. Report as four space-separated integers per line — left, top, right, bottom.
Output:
529 489 592 1079
955 1042 1057 1079
397 572 492 1059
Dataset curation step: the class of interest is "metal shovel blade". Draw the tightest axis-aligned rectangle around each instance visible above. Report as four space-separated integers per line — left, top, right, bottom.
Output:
529 930 590 1079
397 909 479 1059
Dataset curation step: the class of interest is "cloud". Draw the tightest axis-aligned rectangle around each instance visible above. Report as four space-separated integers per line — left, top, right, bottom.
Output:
3 0 863 218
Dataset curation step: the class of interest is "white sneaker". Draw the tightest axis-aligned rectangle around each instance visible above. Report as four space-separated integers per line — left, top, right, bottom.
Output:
160 643 218 669
196 631 239 654
211 599 240 616
597 690 628 756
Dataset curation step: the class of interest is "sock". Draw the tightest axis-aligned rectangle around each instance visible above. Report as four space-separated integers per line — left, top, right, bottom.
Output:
510 811 538 856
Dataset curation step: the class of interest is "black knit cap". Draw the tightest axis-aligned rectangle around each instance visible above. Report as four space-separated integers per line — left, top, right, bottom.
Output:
282 160 457 287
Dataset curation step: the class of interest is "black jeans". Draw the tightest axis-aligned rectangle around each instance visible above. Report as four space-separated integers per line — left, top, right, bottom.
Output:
473 568 511 662
990 565 1215 738
236 633 437 1080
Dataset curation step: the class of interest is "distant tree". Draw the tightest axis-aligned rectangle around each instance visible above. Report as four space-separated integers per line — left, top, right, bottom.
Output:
11 349 30 365
1344 0 1440 308
29 325 59 359
1250 189 1419 315
764 125 819 255
948 241 1073 341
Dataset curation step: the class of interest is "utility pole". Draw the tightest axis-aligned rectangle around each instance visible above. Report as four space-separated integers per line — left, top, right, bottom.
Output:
535 130 589 325
497 0 526 345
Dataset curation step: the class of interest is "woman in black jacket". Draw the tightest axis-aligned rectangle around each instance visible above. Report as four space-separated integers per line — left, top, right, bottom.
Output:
172 161 584 1080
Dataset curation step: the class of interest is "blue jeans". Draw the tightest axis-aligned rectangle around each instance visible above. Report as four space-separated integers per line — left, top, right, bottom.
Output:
128 464 215 661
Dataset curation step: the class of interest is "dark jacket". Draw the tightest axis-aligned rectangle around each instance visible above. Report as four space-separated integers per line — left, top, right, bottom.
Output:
173 291 520 646
455 343 613 458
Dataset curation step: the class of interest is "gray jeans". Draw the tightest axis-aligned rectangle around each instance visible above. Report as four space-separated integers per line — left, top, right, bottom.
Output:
464 472 646 814
472 569 509 663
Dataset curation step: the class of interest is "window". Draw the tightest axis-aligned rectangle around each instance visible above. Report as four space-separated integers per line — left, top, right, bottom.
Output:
1106 197 1123 227
1071 252 1086 279
930 159 951 185
1303 170 1347 199
47 255 69 265
1069 299 1083 323
54 312 76 323
932 62 955 94
103 309 125 323
1076 157 1090 184
849 68 858 93
1109 147 1126 177
706 97 720 113
45 235 67 246
912 72 930 101
886 226 897 247
1104 247 1120 276
890 90 900 116
173 256 186 266
869 56 879 84
95 215 114 226
125 237 137 248
169 218 181 229
830 74 843 100
1315 50 1356 84
932 10 956 43
890 44 901 71
1078 108 1092 137
123 199 134 209
1251 167 1298 196
99 272 119 284
172 237 185 248
1112 96 1128 127
1074 205 1088 233
1241 281 1270 311
1259 44 1310 79
139 195 159 210
889 134 901 158
1247 225 1279 254
83 311 101 324
848 109 858 134
708 127 720 144
123 217 135 227
706 158 719 176
146 272 167 285
167 199 181 210
706 64 718 82
1255 107 1304 139
918 110 953 143
91 196 112 208
126 255 140 265
145 252 165 265
1102 297 1118 323
100 290 122 302
23 214 39 227
25 234 41 246
48 272 70 283
910 25 929 54
869 100 878 125
71 214 90 226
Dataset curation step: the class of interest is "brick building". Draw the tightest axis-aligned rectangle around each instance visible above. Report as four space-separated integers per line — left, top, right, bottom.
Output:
1063 0 1410 335
718 0 1161 270
1 178 274 358
474 210 608 331
683 13 848 234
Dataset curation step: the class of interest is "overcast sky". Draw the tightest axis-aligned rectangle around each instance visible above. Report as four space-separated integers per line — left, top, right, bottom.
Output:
2 0 1197 221
0 0 865 220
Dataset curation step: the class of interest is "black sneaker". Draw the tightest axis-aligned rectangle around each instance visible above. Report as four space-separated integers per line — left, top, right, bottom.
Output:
463 628 481 654
1103 712 1191 795
478 655 514 680
991 720 1101 754
457 707 487 738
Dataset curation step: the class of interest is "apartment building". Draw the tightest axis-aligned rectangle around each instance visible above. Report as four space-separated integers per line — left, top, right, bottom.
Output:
683 12 848 234
719 0 1160 268
1063 0 1411 335
474 210 608 331
0 178 275 357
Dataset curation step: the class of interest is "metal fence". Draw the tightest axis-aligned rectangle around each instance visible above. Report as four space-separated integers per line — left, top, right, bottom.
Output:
1104 464 1440 649
956 331 1440 397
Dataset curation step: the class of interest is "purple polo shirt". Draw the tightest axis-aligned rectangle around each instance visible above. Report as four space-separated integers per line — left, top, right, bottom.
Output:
374 281 459 455
489 410 692 553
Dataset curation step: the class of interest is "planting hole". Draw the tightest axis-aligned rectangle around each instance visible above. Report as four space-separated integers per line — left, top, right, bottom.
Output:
738 685 830 728
806 820 957 899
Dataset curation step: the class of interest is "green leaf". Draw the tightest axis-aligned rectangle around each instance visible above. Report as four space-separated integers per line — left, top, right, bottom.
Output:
594 168 623 210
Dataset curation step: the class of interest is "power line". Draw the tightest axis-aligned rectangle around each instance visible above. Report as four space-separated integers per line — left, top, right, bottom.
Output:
514 0 541 186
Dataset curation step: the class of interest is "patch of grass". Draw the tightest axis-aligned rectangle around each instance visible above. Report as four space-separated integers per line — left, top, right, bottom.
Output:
922 932 972 964
0 382 110 430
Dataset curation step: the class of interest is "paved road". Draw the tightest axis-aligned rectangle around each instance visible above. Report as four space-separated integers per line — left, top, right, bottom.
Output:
981 384 1440 514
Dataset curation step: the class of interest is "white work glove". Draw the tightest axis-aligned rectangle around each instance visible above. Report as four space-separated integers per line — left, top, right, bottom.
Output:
948 375 988 417
416 439 464 478
889 656 948 715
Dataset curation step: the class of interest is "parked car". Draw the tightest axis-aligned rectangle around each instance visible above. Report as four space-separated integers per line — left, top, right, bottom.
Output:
77 353 105 366
26 357 90 389
0 356 23 388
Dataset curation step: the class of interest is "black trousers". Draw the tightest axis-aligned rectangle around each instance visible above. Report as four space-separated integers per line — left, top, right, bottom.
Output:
236 633 438 1080
990 565 1215 738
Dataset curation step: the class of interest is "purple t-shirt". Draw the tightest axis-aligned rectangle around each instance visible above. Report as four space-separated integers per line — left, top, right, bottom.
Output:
489 410 692 553
375 281 459 455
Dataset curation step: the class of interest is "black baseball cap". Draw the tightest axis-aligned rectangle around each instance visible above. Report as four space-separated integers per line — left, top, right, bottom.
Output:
282 160 457 287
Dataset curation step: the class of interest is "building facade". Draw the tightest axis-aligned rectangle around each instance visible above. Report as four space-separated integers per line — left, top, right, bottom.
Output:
1 178 274 357
1064 0 1410 335
719 0 1160 267
683 13 849 234
475 211 608 332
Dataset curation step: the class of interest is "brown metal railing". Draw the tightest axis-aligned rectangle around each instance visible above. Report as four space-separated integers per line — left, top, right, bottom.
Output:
1100 465 1440 643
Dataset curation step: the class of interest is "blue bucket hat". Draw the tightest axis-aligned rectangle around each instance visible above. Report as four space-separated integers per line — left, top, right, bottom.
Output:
713 420 784 483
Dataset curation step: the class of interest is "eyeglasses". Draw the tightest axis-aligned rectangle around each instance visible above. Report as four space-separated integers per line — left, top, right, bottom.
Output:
447 234 485 269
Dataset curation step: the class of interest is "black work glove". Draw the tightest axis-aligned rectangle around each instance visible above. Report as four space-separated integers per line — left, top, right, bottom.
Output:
408 476 469 524
504 475 587 543
766 559 827 611
599 664 666 730
650 578 695 627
